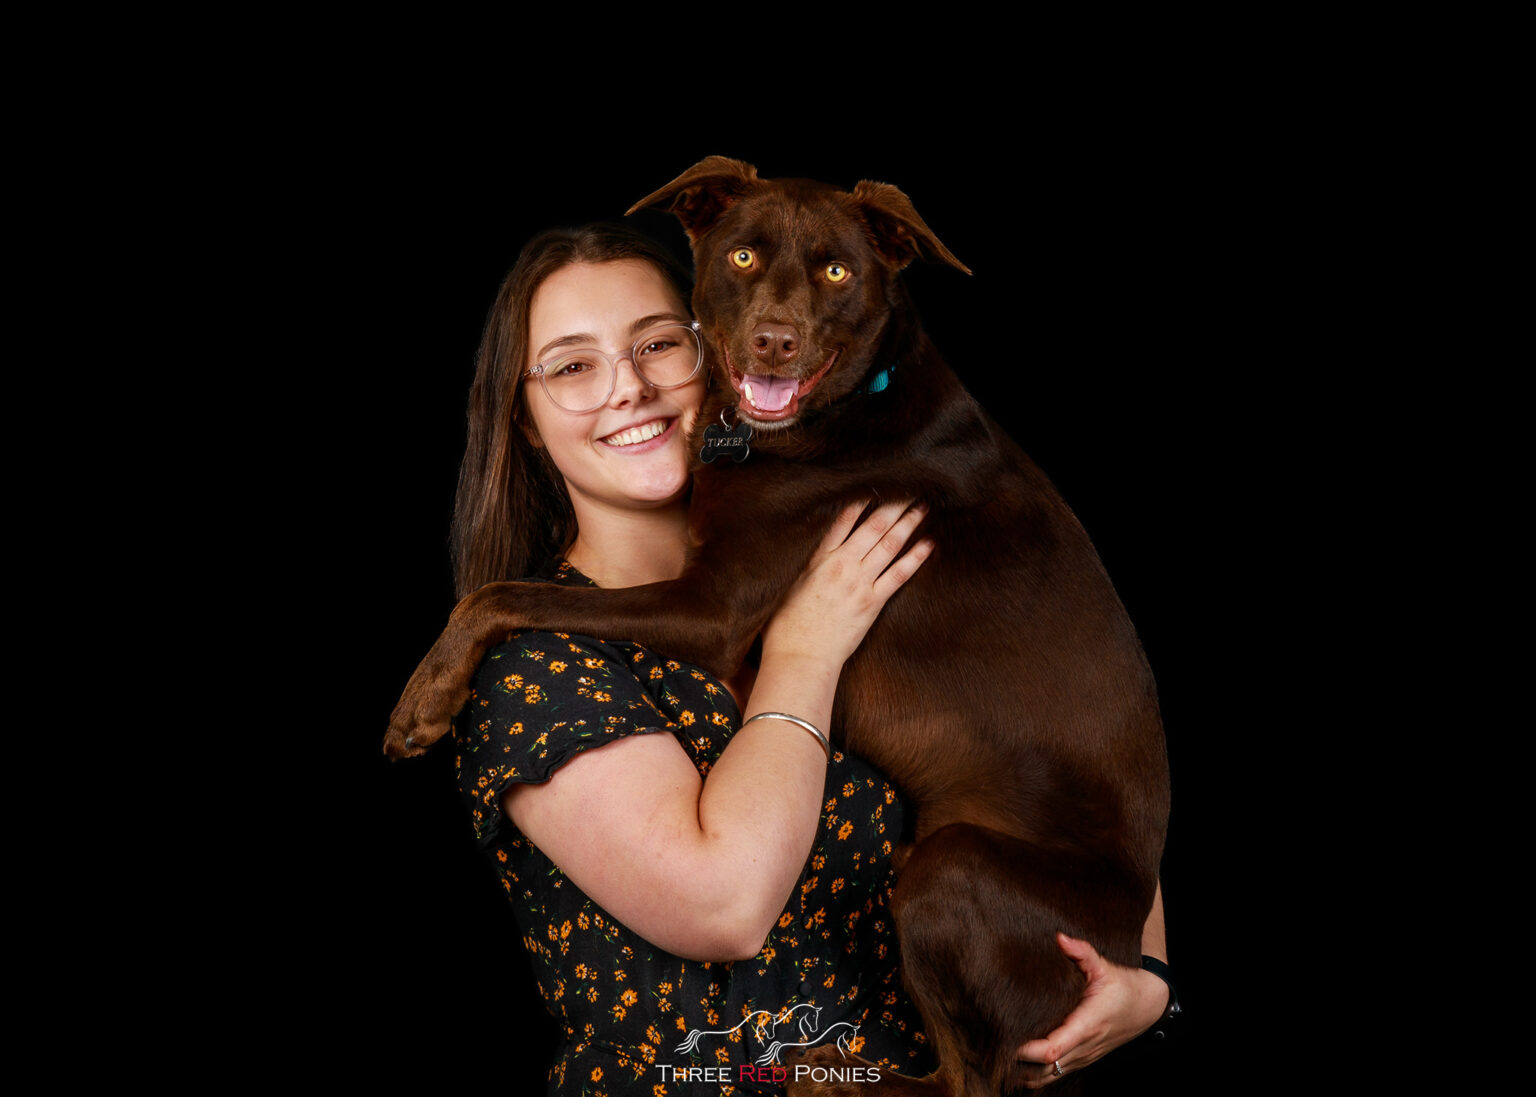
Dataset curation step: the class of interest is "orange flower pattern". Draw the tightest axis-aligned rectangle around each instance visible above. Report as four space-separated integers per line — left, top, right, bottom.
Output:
453 562 930 1094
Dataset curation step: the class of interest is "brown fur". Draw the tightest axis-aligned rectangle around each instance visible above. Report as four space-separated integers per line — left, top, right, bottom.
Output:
386 157 1170 1095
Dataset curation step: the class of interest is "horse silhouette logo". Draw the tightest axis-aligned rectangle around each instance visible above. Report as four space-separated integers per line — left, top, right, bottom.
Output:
674 1002 855 1065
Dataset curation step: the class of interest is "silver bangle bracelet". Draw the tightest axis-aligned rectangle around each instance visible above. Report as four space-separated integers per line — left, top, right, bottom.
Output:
741 711 831 761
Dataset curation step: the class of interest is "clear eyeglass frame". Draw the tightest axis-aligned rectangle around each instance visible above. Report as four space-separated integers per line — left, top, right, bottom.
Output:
523 319 704 412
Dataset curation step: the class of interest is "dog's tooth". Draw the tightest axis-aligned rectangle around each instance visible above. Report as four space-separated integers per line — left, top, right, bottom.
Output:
744 382 755 403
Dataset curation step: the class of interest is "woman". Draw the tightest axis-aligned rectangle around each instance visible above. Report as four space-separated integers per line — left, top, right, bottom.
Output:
441 224 1170 1093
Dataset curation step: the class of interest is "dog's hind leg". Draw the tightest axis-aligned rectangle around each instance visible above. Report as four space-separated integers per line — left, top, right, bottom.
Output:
888 824 1146 1096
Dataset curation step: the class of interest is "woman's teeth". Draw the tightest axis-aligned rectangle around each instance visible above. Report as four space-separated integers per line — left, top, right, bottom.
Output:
602 420 667 447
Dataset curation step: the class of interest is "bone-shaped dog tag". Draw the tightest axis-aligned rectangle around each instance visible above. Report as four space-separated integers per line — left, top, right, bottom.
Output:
699 415 753 463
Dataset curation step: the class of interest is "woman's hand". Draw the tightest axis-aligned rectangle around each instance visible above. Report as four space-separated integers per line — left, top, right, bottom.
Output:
1015 934 1169 1088
762 498 932 670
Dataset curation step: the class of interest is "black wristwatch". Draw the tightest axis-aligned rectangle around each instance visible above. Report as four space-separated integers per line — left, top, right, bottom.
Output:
1140 955 1182 1039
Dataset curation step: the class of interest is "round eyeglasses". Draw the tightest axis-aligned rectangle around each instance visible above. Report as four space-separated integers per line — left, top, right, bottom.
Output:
524 320 704 413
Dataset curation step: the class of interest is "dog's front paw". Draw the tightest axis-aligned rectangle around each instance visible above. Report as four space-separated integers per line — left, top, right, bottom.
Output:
385 586 532 759
383 640 476 760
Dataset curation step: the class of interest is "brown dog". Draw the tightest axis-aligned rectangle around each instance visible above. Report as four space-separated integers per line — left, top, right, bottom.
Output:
386 157 1169 1095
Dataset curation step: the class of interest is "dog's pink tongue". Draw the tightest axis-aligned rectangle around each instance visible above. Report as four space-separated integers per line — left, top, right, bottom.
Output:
745 373 797 412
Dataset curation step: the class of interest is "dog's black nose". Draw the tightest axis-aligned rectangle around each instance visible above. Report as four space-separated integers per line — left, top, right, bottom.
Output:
751 323 800 368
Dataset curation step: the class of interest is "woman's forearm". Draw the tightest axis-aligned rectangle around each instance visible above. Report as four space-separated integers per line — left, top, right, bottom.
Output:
693 651 844 953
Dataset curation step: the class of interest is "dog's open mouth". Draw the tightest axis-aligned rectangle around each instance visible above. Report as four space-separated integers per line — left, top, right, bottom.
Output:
725 351 839 423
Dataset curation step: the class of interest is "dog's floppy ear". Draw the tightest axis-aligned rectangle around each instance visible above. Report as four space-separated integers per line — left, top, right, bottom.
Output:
851 180 972 275
627 156 761 240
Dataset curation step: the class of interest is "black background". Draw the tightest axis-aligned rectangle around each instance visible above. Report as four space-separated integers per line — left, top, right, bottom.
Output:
297 129 1305 1090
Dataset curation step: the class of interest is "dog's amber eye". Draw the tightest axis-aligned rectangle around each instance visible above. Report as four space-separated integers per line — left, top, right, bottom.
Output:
825 263 848 283
731 248 755 269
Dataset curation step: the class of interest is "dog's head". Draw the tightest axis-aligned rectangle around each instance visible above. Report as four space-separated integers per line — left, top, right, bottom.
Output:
630 157 969 432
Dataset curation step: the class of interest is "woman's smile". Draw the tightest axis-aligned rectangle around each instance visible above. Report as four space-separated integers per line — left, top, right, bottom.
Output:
599 416 675 450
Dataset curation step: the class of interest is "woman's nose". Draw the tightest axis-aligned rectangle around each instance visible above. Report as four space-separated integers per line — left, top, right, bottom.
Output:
608 355 654 404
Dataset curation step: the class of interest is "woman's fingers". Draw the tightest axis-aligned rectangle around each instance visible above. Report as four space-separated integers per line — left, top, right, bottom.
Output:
835 499 931 596
1057 932 1110 980
764 499 932 667
862 500 928 566
872 534 933 598
1013 934 1163 1088
818 499 870 554
826 499 927 565
1014 936 1106 1084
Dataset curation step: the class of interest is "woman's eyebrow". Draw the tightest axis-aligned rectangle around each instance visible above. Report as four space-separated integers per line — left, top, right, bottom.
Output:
629 312 688 334
534 331 598 363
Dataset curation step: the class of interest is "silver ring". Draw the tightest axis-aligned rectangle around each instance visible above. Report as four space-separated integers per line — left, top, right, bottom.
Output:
1052 1061 1063 1078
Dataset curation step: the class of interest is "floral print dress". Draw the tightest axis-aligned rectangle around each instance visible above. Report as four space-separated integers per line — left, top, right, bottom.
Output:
454 562 933 1096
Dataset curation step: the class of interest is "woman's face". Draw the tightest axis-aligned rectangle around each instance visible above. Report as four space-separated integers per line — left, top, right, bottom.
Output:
522 260 705 519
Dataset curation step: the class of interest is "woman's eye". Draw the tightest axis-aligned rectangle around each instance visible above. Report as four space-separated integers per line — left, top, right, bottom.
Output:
639 340 675 356
731 247 755 269
549 358 594 377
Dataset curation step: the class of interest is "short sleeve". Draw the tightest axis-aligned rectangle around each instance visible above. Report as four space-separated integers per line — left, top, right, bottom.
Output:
452 630 679 845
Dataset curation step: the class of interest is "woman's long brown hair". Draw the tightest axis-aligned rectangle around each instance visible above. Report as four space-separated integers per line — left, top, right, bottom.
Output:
450 224 692 599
